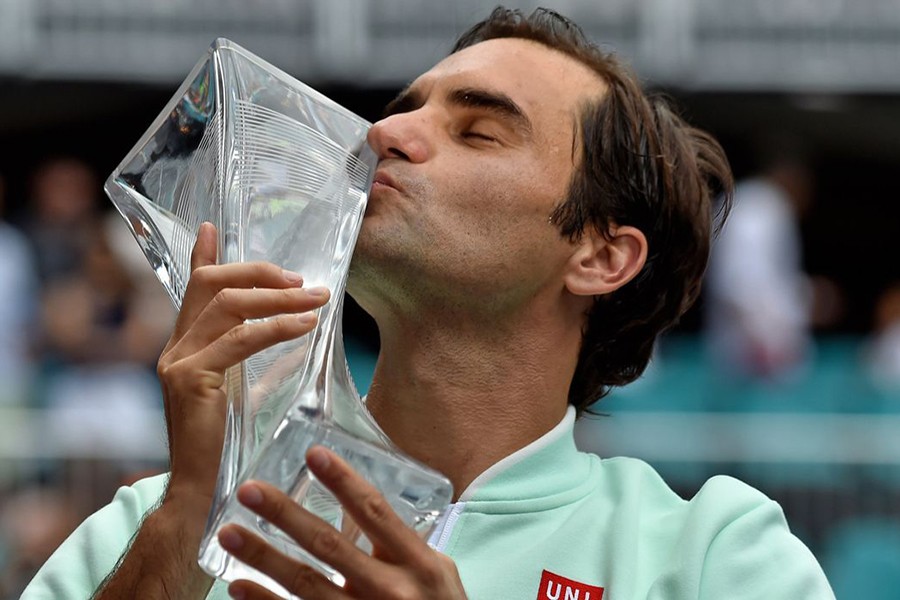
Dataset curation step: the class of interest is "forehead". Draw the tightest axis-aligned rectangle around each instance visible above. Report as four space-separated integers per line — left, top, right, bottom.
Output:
414 37 607 124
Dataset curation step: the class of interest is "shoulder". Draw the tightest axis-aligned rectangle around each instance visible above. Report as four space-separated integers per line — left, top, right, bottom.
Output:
588 458 780 527
688 474 776 522
669 475 834 599
593 455 782 515
672 474 795 556
592 459 834 598
591 457 781 526
20 473 169 600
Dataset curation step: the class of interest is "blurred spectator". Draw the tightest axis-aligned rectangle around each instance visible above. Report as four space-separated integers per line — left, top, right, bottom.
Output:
21 157 100 284
0 487 79 599
40 215 171 367
867 283 900 389
39 213 173 457
704 137 815 381
101 213 178 363
0 174 39 406
0 206 174 596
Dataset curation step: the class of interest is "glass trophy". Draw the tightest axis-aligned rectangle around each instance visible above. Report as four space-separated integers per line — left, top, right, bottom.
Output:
104 39 453 596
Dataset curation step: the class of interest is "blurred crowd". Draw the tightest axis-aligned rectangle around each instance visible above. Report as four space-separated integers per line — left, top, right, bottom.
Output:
704 136 900 392
0 158 175 597
0 145 898 597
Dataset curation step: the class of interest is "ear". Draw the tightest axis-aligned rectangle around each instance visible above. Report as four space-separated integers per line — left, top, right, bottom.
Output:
563 225 648 297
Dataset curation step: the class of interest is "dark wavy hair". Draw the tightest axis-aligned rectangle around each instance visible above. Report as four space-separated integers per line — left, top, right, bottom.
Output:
452 7 734 414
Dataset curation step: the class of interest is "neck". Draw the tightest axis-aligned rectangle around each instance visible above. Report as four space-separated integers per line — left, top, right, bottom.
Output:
364 300 582 499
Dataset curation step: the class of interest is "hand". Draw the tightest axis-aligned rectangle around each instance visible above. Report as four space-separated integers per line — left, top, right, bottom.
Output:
217 447 467 600
93 224 332 599
157 222 330 509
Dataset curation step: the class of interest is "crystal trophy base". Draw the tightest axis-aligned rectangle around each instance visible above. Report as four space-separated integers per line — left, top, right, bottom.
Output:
103 38 453 597
200 411 450 593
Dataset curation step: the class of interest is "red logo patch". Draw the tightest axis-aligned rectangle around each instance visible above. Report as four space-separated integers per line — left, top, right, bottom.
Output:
537 569 604 600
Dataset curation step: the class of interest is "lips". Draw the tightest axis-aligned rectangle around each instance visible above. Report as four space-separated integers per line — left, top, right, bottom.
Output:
372 170 402 194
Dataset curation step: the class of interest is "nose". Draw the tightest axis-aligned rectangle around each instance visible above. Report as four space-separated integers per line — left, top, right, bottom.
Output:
366 111 431 163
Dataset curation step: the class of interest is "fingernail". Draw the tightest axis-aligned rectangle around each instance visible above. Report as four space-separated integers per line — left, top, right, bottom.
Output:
306 286 329 297
297 313 316 325
218 528 244 551
307 447 331 472
282 269 303 284
238 483 264 508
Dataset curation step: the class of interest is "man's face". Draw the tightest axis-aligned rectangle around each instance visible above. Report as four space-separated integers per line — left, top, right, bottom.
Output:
349 38 606 318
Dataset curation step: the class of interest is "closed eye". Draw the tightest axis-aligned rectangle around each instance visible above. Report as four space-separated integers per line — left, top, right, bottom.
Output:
463 131 498 142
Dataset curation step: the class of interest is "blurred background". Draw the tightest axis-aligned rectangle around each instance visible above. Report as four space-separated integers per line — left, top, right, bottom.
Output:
1 0 899 597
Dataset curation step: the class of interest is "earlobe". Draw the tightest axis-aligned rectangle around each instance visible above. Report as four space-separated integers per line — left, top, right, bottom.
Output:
564 225 648 297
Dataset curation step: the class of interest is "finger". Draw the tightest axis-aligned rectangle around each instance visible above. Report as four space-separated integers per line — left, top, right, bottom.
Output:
218 525 352 600
175 261 305 340
227 579 283 600
190 221 218 271
190 261 305 294
190 312 320 373
172 286 329 358
305 447 424 564
231 482 380 591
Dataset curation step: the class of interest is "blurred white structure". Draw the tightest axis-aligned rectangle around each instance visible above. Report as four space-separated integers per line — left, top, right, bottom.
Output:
0 0 899 91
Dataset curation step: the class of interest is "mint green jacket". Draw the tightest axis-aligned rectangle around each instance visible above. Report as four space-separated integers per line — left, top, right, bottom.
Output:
22 409 834 599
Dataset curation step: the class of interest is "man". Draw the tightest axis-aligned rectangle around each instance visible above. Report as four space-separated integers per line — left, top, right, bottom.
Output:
23 7 834 599
705 139 816 382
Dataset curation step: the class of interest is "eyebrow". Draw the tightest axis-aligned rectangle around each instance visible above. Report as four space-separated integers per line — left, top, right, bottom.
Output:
446 87 533 137
382 85 534 137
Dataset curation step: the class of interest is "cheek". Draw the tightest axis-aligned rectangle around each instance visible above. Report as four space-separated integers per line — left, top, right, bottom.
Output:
429 161 568 272
437 155 565 225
